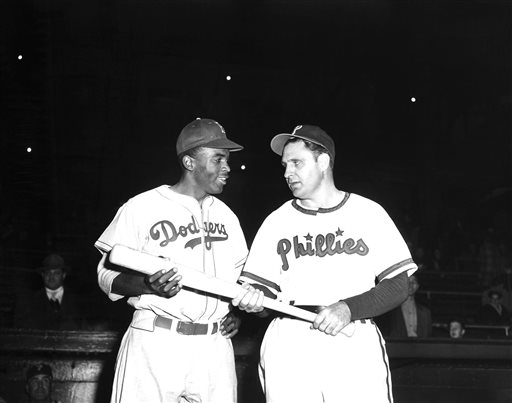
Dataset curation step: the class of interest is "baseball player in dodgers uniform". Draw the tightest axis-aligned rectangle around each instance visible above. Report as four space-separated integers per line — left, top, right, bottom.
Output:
95 119 250 403
233 125 418 403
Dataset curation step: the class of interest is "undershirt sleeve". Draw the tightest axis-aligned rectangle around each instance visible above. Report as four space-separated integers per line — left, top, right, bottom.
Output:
343 272 409 320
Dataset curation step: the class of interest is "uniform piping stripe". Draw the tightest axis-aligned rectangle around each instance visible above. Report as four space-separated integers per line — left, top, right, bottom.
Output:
94 240 112 252
378 258 415 282
239 271 281 293
235 255 247 268
375 326 394 403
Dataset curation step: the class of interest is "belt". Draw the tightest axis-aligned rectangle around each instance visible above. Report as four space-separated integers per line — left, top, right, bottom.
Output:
154 316 219 335
291 305 375 324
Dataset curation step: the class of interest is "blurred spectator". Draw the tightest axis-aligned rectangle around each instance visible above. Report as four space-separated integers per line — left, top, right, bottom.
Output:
431 247 444 271
479 289 511 326
482 273 512 312
14 253 83 330
411 245 428 271
478 227 508 288
24 363 60 403
378 274 432 338
448 318 466 339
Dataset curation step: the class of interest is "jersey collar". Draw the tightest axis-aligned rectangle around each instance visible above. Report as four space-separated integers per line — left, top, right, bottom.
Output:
292 192 350 215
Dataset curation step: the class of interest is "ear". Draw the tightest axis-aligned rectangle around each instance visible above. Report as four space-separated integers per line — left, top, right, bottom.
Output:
182 155 194 171
317 153 330 171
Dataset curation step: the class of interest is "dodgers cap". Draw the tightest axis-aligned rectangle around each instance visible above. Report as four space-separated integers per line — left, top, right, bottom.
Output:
176 118 243 155
270 124 335 161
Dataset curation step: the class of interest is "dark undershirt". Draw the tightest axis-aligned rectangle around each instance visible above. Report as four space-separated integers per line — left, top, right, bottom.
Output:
250 271 409 320
343 271 409 320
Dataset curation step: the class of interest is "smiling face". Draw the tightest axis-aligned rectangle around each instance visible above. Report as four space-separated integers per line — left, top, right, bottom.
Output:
281 141 324 201
191 147 231 197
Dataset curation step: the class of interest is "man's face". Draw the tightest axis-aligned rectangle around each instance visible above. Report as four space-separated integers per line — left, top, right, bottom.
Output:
41 268 66 290
449 321 464 338
26 374 51 401
407 275 419 296
281 141 323 200
192 148 231 196
489 293 502 307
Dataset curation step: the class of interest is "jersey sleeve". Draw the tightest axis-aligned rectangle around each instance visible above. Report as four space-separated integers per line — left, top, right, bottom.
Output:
368 204 417 281
238 215 282 299
94 202 140 301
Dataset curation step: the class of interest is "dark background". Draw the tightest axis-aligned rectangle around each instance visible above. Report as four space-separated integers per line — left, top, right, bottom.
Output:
1 0 511 302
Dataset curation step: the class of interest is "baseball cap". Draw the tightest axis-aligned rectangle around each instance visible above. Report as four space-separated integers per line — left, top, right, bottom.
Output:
38 253 68 273
26 363 53 381
176 118 243 155
270 125 335 161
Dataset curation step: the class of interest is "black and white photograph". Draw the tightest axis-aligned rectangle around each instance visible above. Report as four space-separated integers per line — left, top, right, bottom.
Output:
1 1 511 402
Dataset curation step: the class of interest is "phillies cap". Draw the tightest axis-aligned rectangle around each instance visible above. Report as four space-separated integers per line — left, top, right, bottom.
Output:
26 363 53 381
270 124 335 161
176 118 243 155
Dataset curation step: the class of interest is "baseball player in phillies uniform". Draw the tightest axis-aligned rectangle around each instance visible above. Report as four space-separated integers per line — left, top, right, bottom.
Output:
95 118 249 403
233 125 417 403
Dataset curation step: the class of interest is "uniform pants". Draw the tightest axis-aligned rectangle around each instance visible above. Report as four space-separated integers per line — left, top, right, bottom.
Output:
259 317 393 403
111 321 237 403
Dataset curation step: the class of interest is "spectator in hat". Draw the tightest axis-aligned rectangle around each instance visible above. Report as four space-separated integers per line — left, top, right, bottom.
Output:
14 253 83 330
24 363 60 403
479 289 511 326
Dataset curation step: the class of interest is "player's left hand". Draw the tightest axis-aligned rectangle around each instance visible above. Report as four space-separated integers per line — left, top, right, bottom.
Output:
220 310 241 339
312 301 351 336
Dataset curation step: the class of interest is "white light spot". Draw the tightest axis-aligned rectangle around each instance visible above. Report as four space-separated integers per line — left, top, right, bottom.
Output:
26 147 32 153
226 75 231 81
241 164 246 170
18 55 23 60
411 97 416 103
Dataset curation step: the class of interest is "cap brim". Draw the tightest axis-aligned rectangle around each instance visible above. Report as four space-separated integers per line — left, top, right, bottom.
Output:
271 133 327 156
270 134 294 156
203 138 244 152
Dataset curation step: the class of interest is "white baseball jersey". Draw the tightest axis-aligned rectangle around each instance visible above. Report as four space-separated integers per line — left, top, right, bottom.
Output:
96 185 248 322
239 192 417 403
95 185 248 403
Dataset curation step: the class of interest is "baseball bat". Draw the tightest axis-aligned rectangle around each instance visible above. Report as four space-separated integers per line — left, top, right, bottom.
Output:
108 244 318 323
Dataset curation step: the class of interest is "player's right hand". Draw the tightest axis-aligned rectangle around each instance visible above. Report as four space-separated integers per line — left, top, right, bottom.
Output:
144 268 182 298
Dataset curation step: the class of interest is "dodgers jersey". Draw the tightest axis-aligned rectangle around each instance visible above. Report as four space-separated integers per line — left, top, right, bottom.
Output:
95 185 248 323
239 192 417 306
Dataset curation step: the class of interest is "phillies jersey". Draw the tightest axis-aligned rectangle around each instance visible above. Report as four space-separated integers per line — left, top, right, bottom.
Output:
239 192 417 306
95 185 248 323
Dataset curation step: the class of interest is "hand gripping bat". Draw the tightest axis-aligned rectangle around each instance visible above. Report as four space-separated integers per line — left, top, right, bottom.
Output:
109 244 318 321
108 244 355 336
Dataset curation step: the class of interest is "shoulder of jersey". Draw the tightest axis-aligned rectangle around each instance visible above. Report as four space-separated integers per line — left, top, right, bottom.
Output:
262 199 295 221
125 186 163 205
348 192 386 213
